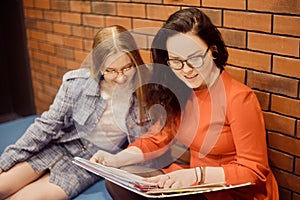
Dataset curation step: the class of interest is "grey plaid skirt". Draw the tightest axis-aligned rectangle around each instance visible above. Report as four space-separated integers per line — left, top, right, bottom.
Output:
27 139 101 198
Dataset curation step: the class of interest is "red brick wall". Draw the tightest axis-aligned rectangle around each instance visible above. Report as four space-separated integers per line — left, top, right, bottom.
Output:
22 0 300 198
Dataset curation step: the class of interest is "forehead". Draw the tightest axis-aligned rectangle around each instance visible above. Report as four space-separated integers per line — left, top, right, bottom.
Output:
103 51 132 69
166 32 206 57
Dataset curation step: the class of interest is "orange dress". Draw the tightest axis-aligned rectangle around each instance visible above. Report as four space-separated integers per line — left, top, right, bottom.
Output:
130 71 279 200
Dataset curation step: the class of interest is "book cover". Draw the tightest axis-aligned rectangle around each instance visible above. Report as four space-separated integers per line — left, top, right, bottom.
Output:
72 156 253 198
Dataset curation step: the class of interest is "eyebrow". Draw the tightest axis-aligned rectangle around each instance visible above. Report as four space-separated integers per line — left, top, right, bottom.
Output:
105 62 133 71
169 49 206 59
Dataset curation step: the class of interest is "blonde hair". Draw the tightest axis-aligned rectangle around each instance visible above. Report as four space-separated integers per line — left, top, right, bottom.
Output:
91 25 143 78
91 25 147 121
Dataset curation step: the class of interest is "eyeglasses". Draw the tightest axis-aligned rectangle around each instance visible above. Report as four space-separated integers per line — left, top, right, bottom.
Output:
102 64 136 80
167 48 209 70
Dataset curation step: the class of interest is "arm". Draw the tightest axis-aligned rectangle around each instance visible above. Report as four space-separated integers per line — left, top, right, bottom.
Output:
222 90 270 185
0 79 74 171
91 117 179 167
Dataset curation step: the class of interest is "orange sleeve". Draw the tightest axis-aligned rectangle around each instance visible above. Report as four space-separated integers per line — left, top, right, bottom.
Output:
129 117 179 161
222 89 270 185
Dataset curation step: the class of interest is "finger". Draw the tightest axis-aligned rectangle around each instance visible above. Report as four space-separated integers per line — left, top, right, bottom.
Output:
157 175 170 188
143 175 164 183
171 181 181 189
163 178 175 188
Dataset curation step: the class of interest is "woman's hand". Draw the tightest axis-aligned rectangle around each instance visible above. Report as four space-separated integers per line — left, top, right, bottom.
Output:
90 150 121 168
0 168 3 174
144 168 197 189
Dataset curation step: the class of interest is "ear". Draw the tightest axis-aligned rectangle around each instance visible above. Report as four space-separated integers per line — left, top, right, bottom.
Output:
210 45 219 59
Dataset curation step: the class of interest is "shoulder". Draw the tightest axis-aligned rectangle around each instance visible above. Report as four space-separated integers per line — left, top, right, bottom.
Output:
63 68 90 82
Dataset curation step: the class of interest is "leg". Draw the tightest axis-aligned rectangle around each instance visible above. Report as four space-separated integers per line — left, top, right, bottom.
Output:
0 162 46 199
6 172 68 200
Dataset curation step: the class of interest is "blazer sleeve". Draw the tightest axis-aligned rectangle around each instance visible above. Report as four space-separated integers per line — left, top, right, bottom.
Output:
222 89 270 185
129 117 179 162
0 79 75 171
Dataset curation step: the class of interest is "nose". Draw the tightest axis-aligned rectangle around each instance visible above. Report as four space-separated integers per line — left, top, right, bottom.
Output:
114 74 127 85
182 61 193 73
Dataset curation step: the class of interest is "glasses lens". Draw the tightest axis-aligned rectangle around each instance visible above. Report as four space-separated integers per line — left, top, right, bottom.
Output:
104 71 118 80
167 60 183 69
187 56 204 68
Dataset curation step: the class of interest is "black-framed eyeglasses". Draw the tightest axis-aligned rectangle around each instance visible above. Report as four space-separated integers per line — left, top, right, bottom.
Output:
166 48 209 70
102 64 136 80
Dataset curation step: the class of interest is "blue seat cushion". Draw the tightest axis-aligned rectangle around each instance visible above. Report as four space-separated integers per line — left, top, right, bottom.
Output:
0 115 112 200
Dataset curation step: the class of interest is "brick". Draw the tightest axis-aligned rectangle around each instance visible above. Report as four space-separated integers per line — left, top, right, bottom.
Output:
268 132 300 156
117 3 146 18
92 2 116 15
147 4 179 20
294 193 300 200
224 66 246 84
61 12 81 24
34 0 50 9
35 71 51 83
105 16 132 30
48 55 66 67
139 49 151 64
26 9 43 19
39 43 55 54
25 18 37 29
247 71 298 98
46 33 63 45
23 0 34 7
268 149 293 171
84 39 94 51
43 11 61 22
40 63 57 76
271 95 300 118
248 32 299 57
72 26 94 38
30 30 46 41
131 33 148 50
248 0 300 15
70 1 91 13
133 19 163 35
164 0 199 6
274 15 300 37
50 0 70 11
200 8 222 27
272 168 300 193
28 40 39 50
56 47 75 59
224 11 271 32
254 90 270 110
82 14 105 28
53 23 71 35
105 0 130 1
264 112 295 136
273 56 300 78
219 28 246 48
43 84 59 97
278 188 292 200
50 76 62 89
63 36 83 49
36 21 53 32
202 0 246 10
227 48 271 72
74 50 89 63
32 51 48 62
66 60 82 70
296 158 300 175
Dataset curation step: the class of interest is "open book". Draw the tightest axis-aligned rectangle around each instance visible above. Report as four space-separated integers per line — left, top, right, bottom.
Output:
73 157 253 198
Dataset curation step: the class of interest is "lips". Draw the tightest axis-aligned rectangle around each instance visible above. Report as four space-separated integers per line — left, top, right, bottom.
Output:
184 73 198 80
